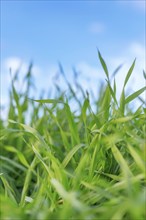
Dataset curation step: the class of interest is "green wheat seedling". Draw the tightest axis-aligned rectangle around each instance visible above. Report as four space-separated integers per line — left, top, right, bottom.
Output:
0 51 145 220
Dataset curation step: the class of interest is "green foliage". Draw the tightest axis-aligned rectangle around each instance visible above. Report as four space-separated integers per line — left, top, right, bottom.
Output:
0 52 145 220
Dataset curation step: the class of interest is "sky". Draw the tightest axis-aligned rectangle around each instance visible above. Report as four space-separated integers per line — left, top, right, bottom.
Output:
1 0 146 115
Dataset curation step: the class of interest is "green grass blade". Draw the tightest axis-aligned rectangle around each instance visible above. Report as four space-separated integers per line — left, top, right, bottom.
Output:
29 98 64 104
106 80 118 106
5 146 29 168
143 70 146 80
111 144 133 177
119 88 125 114
62 144 86 168
0 156 26 171
20 157 36 206
82 98 89 123
124 59 136 87
127 144 145 173
64 104 80 145
9 119 49 150
31 145 51 175
98 50 109 79
125 86 146 104
51 178 84 210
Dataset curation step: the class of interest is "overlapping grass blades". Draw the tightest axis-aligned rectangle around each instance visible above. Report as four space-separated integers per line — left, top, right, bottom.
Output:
0 52 145 219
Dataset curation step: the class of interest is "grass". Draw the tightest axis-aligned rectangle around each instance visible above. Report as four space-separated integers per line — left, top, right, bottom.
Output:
0 51 146 220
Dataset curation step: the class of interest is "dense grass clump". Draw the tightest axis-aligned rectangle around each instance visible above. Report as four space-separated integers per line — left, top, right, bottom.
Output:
0 52 146 220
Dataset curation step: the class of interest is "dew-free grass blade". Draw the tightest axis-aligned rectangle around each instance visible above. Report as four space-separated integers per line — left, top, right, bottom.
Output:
29 98 64 104
62 144 86 168
45 107 70 150
9 119 49 150
0 175 16 202
82 98 89 123
143 70 146 80
127 144 145 173
98 50 109 80
111 144 133 177
124 59 136 87
51 178 84 211
5 146 29 168
0 156 26 171
31 145 51 176
106 79 118 106
64 104 80 145
125 86 146 104
20 157 37 206
119 88 125 114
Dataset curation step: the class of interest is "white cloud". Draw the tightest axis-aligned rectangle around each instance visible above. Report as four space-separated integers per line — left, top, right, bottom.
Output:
89 22 105 34
73 62 101 97
4 57 22 73
129 42 145 61
1 57 59 119
1 57 61 100
4 57 41 78
76 62 101 79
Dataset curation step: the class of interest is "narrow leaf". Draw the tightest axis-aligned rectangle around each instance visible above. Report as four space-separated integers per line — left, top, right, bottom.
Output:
29 98 64 104
62 144 85 168
98 50 109 79
125 86 146 104
124 59 136 87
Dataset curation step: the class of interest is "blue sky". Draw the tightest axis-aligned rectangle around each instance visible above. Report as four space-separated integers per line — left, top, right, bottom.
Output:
1 0 145 113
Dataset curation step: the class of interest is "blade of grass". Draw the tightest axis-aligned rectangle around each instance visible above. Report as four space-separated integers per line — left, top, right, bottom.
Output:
111 144 133 177
98 50 109 80
125 86 146 104
64 104 80 145
124 59 136 87
9 119 49 150
5 146 29 168
62 144 86 168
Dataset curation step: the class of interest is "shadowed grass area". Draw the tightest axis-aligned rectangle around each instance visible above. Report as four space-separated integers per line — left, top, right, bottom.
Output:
0 52 145 220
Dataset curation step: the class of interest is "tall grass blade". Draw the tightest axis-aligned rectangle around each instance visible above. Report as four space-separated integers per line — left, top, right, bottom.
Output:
98 50 109 80
124 59 136 87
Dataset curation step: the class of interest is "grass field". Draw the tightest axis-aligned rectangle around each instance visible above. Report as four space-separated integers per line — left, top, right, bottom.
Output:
0 52 146 220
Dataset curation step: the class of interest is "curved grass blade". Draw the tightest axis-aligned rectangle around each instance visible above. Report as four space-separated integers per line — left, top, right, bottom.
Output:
0 156 26 171
51 178 84 210
62 144 86 168
125 86 146 104
5 146 29 168
106 79 118 106
8 119 49 150
127 144 145 173
111 144 133 177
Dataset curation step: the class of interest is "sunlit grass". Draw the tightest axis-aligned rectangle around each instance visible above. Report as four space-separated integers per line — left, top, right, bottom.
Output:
0 51 145 220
